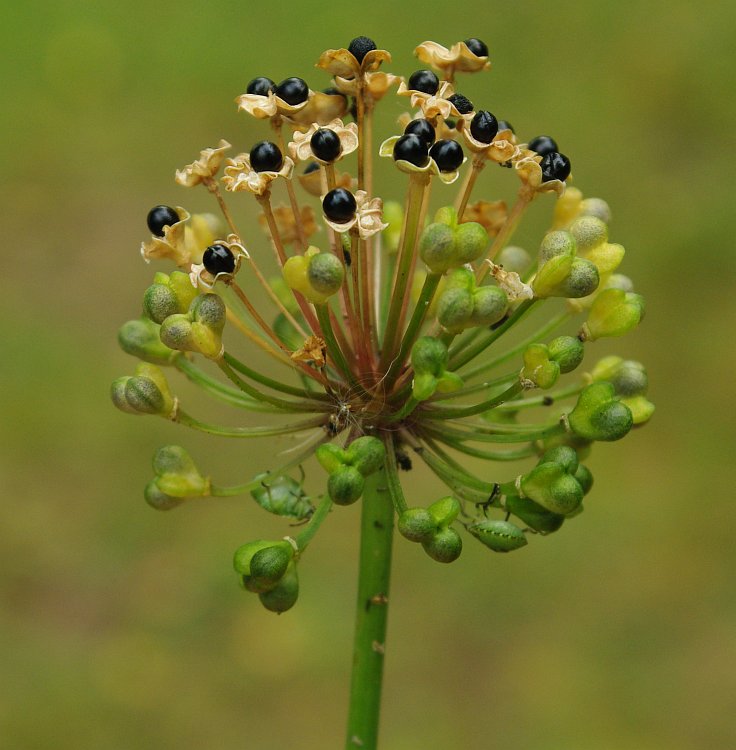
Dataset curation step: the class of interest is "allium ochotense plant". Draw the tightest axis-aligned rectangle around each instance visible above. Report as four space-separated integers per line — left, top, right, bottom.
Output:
113 35 653 749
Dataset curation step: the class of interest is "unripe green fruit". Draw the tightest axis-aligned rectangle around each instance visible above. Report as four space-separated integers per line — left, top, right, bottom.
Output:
548 336 584 373
570 216 608 252
243 542 293 593
582 289 645 340
233 540 273 576
190 293 226 331
328 466 365 505
505 495 564 534
315 443 348 474
422 527 462 563
144 480 185 511
151 445 208 497
307 252 344 296
117 318 176 365
540 445 579 474
568 382 634 441
574 464 594 495
539 230 576 264
610 361 648 397
411 336 448 375
428 496 461 526
469 286 508 327
259 562 299 613
124 375 167 415
453 222 488 266
398 508 436 542
346 436 385 475
468 519 528 552
143 284 179 324
111 377 138 414
419 223 455 273
437 287 473 331
561 258 600 298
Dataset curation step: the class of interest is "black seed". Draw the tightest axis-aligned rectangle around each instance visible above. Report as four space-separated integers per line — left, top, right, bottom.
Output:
528 135 559 157
246 77 275 96
147 205 179 237
464 38 489 57
404 118 436 146
322 87 348 101
497 119 514 134
429 139 464 172
470 110 499 143
408 69 439 95
250 141 283 172
541 152 571 182
395 450 412 471
343 249 352 267
542 396 554 406
348 36 377 63
392 133 429 167
275 77 309 106
323 188 357 223
349 97 358 121
310 128 342 162
445 119 457 129
448 93 474 114
203 243 236 275
303 161 320 174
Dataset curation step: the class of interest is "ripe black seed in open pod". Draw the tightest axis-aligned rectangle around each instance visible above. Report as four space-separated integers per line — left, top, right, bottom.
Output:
464 38 488 57
310 128 342 162
147 205 179 237
202 243 236 276
497 119 514 133
246 76 275 96
528 135 559 157
392 133 429 167
404 118 436 146
429 139 464 172
448 94 474 114
407 69 439 95
541 152 571 182
275 77 309 105
322 188 357 223
348 36 377 63
250 141 284 172
470 110 499 144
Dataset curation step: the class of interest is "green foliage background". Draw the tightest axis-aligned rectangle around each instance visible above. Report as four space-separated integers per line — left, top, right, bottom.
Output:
1 1 734 748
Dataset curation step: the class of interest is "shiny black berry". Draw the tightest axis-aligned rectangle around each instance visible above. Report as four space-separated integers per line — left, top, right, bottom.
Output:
448 94 474 114
203 244 236 275
404 118 435 146
497 120 515 134
469 110 499 144
392 134 429 167
408 69 439 95
429 139 464 172
246 77 275 96
322 188 357 223
348 36 377 63
464 38 489 57
275 77 309 106
541 152 571 182
322 87 348 101
310 128 342 162
303 161 320 174
528 135 559 157
147 205 179 237
250 141 283 172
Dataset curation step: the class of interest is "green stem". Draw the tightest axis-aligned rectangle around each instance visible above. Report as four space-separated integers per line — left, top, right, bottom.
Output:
294 494 333 550
382 433 408 514
422 382 525 420
495 381 585 411
461 310 571 382
345 465 394 750
315 304 362 390
174 410 325 438
448 300 537 371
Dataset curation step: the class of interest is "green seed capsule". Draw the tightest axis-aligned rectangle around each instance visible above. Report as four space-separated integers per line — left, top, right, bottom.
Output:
540 445 579 474
398 508 436 543
233 540 273 576
258 562 299 613
568 382 634 442
328 466 365 505
346 436 385 476
569 216 608 253
428 496 461 526
243 542 293 593
548 336 584 373
574 464 594 495
419 222 456 273
307 251 345 296
468 519 528 552
144 479 185 511
151 445 209 498
117 317 176 365
422 527 463 563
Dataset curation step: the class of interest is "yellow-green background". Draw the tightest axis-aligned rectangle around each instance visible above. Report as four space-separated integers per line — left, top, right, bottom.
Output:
2 1 734 748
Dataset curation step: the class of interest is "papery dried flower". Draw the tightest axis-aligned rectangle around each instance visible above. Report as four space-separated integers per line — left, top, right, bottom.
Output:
174 139 232 187
415 39 491 75
222 150 294 196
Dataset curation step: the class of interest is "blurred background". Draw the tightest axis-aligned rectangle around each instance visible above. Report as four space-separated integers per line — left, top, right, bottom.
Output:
2 1 734 748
